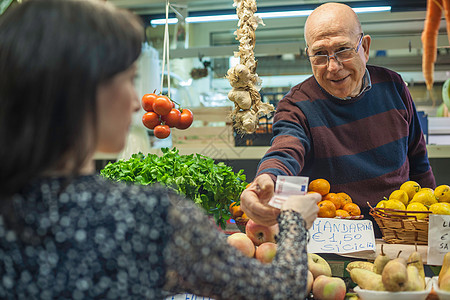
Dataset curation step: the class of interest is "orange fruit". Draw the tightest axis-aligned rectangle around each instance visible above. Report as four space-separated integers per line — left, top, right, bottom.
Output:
229 202 243 218
343 203 361 216
309 179 331 196
337 192 352 206
336 209 350 218
318 200 337 218
323 193 345 210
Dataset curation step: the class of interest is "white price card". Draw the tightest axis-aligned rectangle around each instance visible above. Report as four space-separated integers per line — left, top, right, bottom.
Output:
307 218 376 255
268 176 309 209
427 214 450 265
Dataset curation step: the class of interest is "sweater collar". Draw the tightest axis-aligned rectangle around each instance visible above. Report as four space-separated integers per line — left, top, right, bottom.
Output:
328 68 372 101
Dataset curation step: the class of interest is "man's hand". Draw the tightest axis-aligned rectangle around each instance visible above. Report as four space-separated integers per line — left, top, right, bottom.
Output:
240 174 280 226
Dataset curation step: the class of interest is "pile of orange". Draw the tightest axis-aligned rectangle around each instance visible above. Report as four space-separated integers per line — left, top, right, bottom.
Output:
229 201 248 220
308 178 361 218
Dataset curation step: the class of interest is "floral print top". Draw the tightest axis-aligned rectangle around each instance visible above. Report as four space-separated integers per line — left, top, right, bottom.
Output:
0 175 309 299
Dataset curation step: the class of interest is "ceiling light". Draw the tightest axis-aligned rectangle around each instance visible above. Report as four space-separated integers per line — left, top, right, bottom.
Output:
150 6 391 26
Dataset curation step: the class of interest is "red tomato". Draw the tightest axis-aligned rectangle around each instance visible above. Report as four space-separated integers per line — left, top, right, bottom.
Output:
161 108 181 128
142 112 160 129
154 124 171 139
176 108 194 129
152 95 173 116
141 93 158 112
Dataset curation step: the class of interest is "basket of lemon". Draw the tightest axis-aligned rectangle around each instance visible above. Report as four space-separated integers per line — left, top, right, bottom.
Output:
369 181 450 245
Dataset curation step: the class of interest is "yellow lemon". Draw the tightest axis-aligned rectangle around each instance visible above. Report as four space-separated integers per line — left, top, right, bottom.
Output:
434 184 450 203
376 200 387 208
384 199 406 215
406 202 429 220
429 203 450 215
421 187 435 194
410 189 438 207
389 189 409 206
400 181 421 201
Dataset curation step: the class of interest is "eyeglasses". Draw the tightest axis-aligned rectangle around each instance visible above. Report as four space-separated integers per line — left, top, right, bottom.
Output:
306 33 364 66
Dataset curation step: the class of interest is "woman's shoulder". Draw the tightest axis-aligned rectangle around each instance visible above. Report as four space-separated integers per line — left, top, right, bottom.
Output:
85 175 174 211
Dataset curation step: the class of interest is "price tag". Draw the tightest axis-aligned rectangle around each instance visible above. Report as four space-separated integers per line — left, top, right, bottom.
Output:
307 218 376 254
427 214 450 265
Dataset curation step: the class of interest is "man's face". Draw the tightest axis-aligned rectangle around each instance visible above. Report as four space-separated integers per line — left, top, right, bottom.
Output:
307 33 370 99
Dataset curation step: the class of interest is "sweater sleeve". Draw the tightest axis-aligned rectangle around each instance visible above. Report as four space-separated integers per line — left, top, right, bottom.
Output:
255 94 311 180
162 196 310 300
401 81 436 188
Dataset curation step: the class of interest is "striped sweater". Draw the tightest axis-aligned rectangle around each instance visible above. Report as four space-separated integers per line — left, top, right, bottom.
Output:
257 65 436 208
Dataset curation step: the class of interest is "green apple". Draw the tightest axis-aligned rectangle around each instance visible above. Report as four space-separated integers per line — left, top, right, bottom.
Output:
308 253 332 279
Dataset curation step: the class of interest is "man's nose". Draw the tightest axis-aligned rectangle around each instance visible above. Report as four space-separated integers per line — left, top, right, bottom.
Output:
327 55 342 70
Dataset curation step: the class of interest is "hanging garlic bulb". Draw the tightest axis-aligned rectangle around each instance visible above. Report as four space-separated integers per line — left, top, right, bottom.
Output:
226 0 274 134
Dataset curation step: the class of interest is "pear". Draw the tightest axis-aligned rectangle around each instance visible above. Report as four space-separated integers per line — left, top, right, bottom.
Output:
373 244 391 274
407 244 426 288
439 252 450 287
405 264 425 291
346 261 375 272
440 269 450 291
349 268 385 291
381 251 408 292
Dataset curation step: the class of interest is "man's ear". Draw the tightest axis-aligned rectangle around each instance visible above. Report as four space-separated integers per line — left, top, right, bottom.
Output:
362 34 371 62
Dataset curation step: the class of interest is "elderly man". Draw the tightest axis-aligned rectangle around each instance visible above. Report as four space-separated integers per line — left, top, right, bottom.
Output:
240 2 435 230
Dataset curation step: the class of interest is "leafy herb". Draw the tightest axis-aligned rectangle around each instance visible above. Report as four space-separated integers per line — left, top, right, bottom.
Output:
100 148 248 229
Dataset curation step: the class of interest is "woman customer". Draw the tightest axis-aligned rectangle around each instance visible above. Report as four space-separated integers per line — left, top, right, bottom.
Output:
0 0 320 299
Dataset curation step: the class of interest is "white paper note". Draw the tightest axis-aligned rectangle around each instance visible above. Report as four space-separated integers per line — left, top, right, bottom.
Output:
307 218 376 255
427 214 450 265
268 176 309 209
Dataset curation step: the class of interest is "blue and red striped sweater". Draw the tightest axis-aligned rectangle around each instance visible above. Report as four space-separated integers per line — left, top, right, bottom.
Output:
256 65 436 209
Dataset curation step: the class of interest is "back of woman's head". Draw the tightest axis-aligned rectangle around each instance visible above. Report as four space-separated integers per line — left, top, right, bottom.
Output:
0 0 144 197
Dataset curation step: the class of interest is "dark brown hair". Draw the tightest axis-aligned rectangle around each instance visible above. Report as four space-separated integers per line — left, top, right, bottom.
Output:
0 0 144 197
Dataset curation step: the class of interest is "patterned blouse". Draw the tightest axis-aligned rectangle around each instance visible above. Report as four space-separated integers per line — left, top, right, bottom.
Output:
0 175 309 299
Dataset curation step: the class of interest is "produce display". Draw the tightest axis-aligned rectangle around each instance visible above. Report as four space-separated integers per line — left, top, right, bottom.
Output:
226 179 450 300
350 248 426 292
308 178 362 219
226 0 274 134
141 93 194 139
348 248 450 300
374 181 450 217
226 222 278 264
227 227 349 299
100 148 248 229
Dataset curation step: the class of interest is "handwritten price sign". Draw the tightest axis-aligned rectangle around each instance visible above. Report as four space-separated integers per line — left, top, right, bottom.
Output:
427 214 450 265
307 218 376 254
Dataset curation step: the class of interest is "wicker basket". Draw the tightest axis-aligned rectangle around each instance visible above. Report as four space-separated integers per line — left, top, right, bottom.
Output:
368 202 431 245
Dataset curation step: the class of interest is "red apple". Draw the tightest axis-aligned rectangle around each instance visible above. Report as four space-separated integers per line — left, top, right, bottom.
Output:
306 270 314 295
312 275 346 300
245 219 279 246
255 242 277 264
227 232 255 258
308 253 332 279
